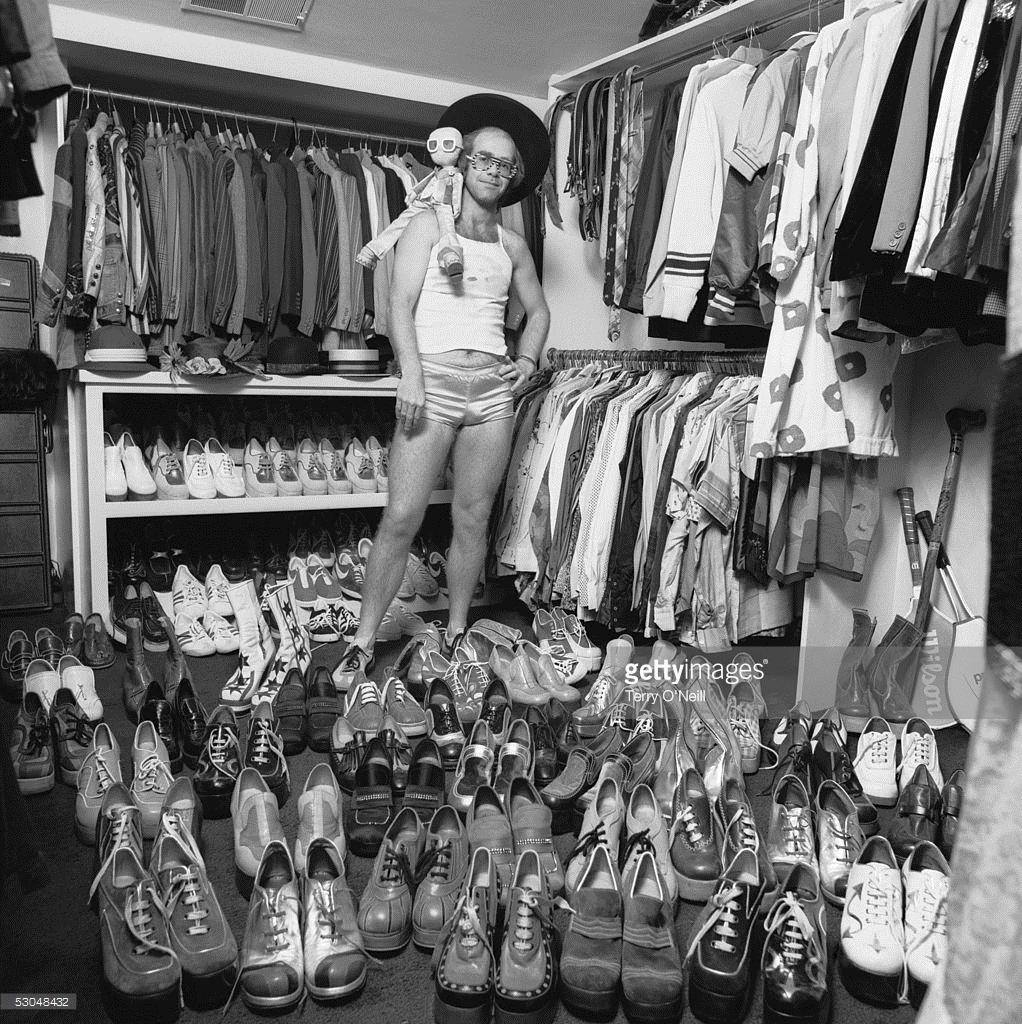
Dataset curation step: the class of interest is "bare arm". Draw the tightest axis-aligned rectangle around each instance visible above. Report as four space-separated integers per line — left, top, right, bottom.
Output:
389 212 438 429
499 229 550 390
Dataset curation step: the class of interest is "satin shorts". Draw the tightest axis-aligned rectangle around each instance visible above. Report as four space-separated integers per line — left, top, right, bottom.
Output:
419 357 514 428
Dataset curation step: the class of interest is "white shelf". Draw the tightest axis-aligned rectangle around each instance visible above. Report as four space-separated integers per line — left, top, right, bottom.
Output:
77 368 399 396
549 0 844 91
103 490 454 518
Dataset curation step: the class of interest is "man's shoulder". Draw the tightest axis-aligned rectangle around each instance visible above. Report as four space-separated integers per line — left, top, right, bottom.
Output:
500 224 529 259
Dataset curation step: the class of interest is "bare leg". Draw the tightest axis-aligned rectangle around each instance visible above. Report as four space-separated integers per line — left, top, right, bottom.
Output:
353 416 455 650
446 415 513 636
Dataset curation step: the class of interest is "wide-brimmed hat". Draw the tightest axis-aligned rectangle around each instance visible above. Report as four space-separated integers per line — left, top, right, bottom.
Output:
79 324 152 374
437 93 550 207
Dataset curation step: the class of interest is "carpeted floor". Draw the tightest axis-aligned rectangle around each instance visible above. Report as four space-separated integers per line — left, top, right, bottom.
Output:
1 600 965 1024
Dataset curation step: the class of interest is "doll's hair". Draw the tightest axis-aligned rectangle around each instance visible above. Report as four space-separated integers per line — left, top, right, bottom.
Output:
461 127 526 190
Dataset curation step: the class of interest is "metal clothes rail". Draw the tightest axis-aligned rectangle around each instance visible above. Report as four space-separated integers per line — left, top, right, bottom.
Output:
545 347 765 374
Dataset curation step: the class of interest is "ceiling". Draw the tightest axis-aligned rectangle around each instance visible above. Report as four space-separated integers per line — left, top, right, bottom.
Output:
72 0 653 98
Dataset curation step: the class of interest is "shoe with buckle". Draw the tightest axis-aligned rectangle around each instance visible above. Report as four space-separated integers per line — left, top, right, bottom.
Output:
509 776 564 897
852 717 898 807
902 840 950 1008
761 862 830 1024
139 680 181 774
467 784 515 901
816 780 865 906
426 679 467 769
232 767 286 899
238 840 304 1010
810 721 879 837
541 727 623 812
272 667 307 756
766 775 817 874
684 848 765 1024
621 781 677 904
560 842 623 1019
329 716 367 795
716 772 780 911
150 807 237 1009
571 635 634 738
898 718 943 791
332 640 374 692
576 731 656 811
433 845 499 1023
669 768 720 903
837 836 904 1007
193 706 242 819
358 807 425 953
343 677 384 737
245 700 291 807
403 738 447 822
938 769 963 860
888 763 941 863
294 762 345 875
346 735 395 857
130 720 175 840
413 805 469 949
381 674 427 738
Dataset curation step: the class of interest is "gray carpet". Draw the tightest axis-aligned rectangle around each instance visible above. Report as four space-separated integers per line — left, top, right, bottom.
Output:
1 602 964 1024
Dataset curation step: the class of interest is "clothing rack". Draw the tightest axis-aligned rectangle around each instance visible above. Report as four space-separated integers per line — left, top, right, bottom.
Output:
545 347 765 374
67 84 425 152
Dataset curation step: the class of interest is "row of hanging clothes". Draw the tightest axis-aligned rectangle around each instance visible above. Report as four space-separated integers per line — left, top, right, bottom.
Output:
545 0 1020 458
492 348 880 649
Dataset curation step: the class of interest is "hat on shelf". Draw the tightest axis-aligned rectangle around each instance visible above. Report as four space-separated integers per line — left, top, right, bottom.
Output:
266 335 322 376
436 93 550 207
81 324 152 373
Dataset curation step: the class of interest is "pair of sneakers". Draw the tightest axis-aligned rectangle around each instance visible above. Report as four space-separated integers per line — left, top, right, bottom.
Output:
104 431 157 501
345 437 388 493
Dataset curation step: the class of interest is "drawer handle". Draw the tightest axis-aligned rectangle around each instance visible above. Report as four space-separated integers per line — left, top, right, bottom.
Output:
41 413 53 454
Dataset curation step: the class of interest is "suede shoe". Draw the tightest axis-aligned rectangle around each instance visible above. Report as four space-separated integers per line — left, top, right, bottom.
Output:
565 776 624 900
302 838 367 1001
509 776 564 897
90 783 144 912
888 763 941 863
669 768 720 903
467 784 515 900
357 806 425 952
560 842 623 1019
403 738 447 822
75 723 122 844
344 677 384 737
50 686 95 785
621 782 677 904
130 720 174 840
273 667 307 756
245 700 290 807
380 674 427 738
174 677 208 770
305 666 339 752
345 735 394 857
295 763 345 874
328 716 367 794
541 727 623 811
621 850 684 1024
232 767 286 899
413 805 469 949
161 775 204 850
193 705 242 819
140 680 181 774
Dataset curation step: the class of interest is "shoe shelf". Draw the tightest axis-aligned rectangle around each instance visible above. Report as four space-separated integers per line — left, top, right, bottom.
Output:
68 370 459 627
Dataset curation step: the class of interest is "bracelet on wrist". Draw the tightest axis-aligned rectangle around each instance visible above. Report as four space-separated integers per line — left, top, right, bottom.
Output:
517 354 537 367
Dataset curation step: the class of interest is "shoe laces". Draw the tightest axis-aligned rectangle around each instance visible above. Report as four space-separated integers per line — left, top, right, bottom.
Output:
206 725 240 781
622 827 654 867
259 886 301 953
586 673 615 711
568 822 607 866
444 665 471 702
452 892 494 961
761 893 826 986
82 744 117 796
901 732 936 772
156 452 183 479
377 843 416 888
780 807 813 858
55 701 94 748
726 804 760 854
87 805 142 904
762 741 810 797
632 712 655 739
864 865 901 927
190 453 211 479
351 684 380 712
23 712 52 756
249 719 288 776
213 451 239 476
387 678 410 707
332 605 359 632
341 645 371 674
826 817 859 866
176 575 205 607
206 575 229 606
604 703 633 732
163 863 211 936
854 732 895 769
333 731 367 774
512 887 558 953
357 454 373 478
375 450 389 475
134 752 174 793
253 452 274 476
420 839 454 881
125 882 178 961
686 881 743 956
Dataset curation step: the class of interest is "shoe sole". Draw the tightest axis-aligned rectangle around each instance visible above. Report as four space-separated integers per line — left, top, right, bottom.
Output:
494 992 558 1024
142 638 170 653
434 991 493 1024
127 489 157 501
412 925 442 950
75 812 98 845
837 950 901 1007
198 790 233 820
675 872 718 903
559 983 618 1022
102 975 179 1024
18 772 55 795
687 977 754 1024
861 788 898 807
306 966 368 1002
621 991 684 1024
763 991 831 1024
361 927 411 953
59 764 81 786
240 986 304 1012
183 962 237 1011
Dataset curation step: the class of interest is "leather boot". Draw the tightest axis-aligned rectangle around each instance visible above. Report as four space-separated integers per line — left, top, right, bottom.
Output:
122 617 153 723
249 579 275 662
836 608 876 733
159 601 187 704
220 580 270 713
867 625 916 724
253 580 311 708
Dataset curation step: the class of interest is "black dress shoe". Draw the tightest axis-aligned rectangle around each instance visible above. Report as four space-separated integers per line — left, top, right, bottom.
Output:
138 582 170 653
245 701 291 807
345 735 394 857
305 666 339 753
477 679 511 744
888 763 941 862
273 667 307 756
811 722 878 836
939 768 964 860
329 717 368 794
402 738 446 822
425 679 466 770
525 706 558 787
194 706 242 818
141 680 182 773
174 677 208 770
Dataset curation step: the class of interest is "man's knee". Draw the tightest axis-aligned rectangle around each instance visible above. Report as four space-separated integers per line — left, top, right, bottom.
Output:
451 499 491 537
380 502 423 541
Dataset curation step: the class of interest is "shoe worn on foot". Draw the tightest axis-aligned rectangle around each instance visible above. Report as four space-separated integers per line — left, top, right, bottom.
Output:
140 680 182 774
75 723 122 844
239 840 304 1011
11 690 55 795
193 705 242 819
888 763 941 863
413 805 469 949
294 762 345 874
357 807 425 952
332 640 374 692
761 862 829 1024
346 735 395 857
902 840 950 1008
853 717 898 807
816 780 865 905
245 701 291 807
838 836 904 1007
669 768 720 903
302 838 367 1001
232 768 286 899
684 849 765 1024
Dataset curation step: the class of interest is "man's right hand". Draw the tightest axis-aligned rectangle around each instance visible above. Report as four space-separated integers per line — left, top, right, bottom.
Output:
395 373 426 433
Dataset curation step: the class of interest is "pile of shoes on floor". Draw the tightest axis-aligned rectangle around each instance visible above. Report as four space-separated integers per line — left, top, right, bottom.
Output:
4 585 966 1023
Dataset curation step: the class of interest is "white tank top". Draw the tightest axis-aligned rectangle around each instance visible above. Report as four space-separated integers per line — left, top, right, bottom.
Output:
414 228 512 358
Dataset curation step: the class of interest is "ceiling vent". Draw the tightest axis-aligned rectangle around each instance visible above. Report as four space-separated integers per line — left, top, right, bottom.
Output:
180 0 315 32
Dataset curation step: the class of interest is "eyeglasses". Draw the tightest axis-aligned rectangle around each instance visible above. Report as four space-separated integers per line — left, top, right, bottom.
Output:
466 152 518 179
427 136 460 154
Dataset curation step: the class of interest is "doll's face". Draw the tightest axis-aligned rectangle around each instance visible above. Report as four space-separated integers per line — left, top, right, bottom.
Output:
427 127 463 167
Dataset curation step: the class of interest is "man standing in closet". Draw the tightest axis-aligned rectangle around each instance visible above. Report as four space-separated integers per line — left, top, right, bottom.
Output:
333 95 551 687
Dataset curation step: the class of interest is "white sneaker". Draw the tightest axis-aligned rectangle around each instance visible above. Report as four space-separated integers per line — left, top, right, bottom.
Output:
319 439 352 495
204 564 234 618
147 436 189 500
244 438 277 498
853 717 898 807
902 841 950 1002
183 439 217 499
296 438 329 495
104 432 128 501
267 438 303 496
365 436 389 491
898 718 943 791
172 563 208 620
203 610 240 654
116 431 157 500
344 439 377 493
839 836 904 1004
174 612 216 657
57 654 103 721
405 549 439 598
205 438 245 498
